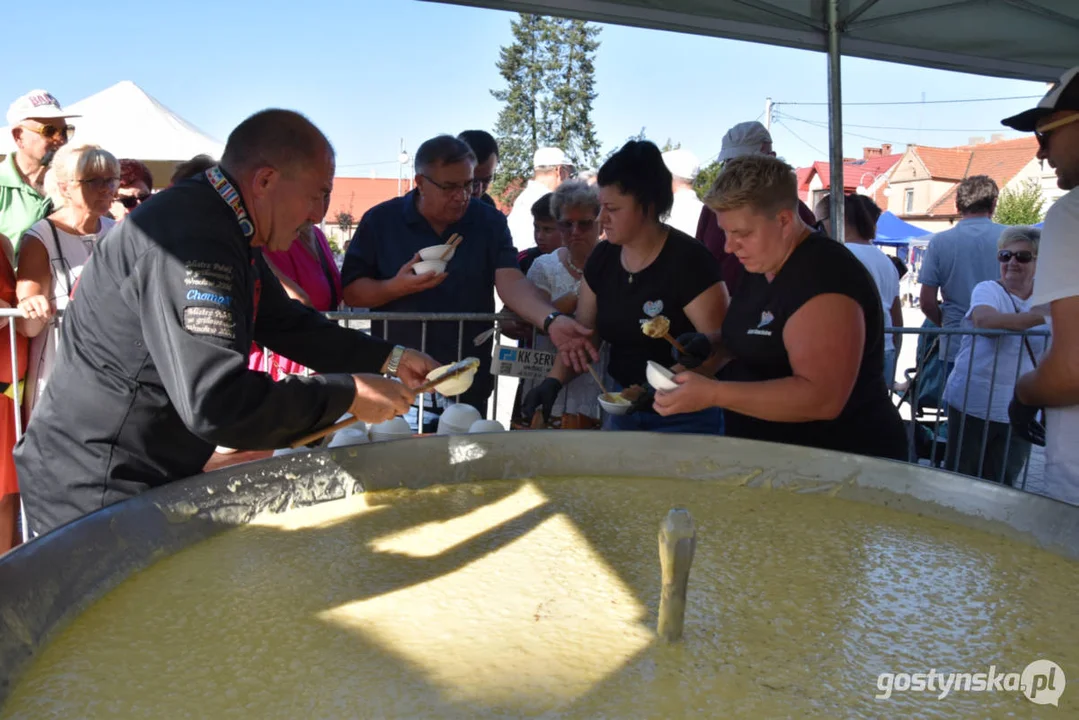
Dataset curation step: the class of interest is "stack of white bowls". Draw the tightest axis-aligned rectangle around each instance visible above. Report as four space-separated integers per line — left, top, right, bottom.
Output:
368 417 413 442
327 421 369 448
413 244 456 275
437 403 483 435
469 419 506 433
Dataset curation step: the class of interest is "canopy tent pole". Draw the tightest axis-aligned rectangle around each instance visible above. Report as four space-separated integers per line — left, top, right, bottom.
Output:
826 0 845 242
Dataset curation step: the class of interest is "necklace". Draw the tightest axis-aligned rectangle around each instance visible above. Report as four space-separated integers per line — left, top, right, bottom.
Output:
623 231 666 284
566 255 584 276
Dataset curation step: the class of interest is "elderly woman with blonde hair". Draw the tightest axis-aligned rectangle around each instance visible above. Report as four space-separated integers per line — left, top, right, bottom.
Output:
943 224 1049 486
16 143 119 419
654 154 907 459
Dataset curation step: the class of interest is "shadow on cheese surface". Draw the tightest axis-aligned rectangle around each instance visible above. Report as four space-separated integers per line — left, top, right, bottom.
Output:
3 477 1078 719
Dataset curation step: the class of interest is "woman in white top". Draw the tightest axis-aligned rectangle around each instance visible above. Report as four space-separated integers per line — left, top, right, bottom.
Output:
943 225 1049 486
521 180 606 427
816 193 903 389
16 144 119 420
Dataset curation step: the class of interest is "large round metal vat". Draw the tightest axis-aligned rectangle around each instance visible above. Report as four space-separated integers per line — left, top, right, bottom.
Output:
2 432 1078 714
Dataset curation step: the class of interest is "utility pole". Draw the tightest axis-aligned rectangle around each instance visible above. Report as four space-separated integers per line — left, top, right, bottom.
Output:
764 98 773 132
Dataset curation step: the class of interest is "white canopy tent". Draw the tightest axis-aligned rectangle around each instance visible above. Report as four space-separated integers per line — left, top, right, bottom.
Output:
1 80 223 188
424 0 1079 237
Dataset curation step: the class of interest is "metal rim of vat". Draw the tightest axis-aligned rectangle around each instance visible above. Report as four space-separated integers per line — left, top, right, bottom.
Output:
2 431 1077 706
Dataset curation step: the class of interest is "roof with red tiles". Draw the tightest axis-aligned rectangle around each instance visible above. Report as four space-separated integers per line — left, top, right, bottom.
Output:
920 136 1038 216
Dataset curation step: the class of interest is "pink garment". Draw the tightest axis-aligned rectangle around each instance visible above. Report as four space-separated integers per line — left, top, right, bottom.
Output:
249 227 342 379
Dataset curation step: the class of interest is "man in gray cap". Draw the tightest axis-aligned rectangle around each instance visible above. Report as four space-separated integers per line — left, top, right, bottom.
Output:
695 121 817 295
1005 65 1079 504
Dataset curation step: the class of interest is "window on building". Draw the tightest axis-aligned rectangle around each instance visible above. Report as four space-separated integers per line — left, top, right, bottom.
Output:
904 188 914 214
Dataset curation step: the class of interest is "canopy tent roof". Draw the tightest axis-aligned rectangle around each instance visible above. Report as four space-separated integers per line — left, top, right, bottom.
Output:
428 0 1079 82
1 81 223 187
876 210 929 241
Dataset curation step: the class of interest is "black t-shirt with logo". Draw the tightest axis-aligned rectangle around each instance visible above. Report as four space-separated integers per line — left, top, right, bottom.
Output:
584 228 722 388
719 231 907 460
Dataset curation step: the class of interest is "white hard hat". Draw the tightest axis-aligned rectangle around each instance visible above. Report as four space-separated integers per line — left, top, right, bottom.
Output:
662 149 700 180
533 146 570 169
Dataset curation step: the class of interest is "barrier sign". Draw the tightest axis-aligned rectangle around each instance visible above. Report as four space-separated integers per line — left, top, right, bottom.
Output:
491 345 556 380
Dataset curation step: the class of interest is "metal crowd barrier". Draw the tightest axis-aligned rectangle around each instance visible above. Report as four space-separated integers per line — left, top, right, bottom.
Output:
0 307 1055 497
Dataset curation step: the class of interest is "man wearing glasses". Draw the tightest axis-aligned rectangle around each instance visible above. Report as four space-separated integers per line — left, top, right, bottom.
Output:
341 135 595 431
0 90 78 243
1005 65 1079 505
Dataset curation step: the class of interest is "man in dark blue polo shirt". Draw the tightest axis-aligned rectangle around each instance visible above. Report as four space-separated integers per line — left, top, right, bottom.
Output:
342 135 594 429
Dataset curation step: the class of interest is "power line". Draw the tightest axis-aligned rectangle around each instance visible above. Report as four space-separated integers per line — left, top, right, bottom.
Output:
776 113 904 145
774 119 825 155
779 114 1013 134
778 94 1042 107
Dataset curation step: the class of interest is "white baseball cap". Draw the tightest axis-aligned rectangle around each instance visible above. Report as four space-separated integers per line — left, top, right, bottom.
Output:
662 149 700 180
717 121 773 163
6 89 80 127
533 146 570 169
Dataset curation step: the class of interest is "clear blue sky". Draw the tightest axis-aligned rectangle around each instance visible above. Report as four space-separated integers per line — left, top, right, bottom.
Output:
5 0 1049 176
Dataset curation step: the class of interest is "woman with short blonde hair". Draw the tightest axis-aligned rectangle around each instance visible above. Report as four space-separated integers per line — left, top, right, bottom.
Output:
655 154 907 459
16 143 119 419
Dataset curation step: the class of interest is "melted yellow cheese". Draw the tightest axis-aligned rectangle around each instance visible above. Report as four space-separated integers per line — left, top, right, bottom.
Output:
4 477 1078 718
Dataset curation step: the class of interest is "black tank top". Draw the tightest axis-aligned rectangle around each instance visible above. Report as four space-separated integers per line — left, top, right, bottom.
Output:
719 232 907 460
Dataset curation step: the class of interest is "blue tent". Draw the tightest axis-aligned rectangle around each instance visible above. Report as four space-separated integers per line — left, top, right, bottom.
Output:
874 211 930 247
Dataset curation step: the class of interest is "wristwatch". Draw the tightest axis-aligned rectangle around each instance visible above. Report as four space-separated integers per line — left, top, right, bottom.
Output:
543 311 564 335
386 345 406 377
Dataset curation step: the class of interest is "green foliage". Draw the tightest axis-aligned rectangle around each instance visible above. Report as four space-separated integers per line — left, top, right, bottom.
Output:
334 210 355 235
993 179 1046 225
693 160 723 201
491 14 601 201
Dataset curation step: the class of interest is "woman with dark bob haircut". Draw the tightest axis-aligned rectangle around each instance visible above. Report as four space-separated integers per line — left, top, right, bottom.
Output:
524 140 728 433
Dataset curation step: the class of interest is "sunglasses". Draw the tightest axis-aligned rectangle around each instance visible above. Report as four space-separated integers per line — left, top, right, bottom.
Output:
1034 113 1079 149
119 194 151 209
76 177 121 193
998 250 1035 263
557 219 596 232
21 123 75 141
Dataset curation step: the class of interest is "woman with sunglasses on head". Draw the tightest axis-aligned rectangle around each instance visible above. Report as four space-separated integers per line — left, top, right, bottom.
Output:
110 159 154 220
16 143 119 419
523 140 728 433
942 225 1049 486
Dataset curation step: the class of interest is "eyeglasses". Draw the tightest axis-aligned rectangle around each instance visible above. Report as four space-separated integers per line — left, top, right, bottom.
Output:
998 250 1035 263
119 193 151 209
1034 112 1079 149
421 174 472 197
77 177 121 193
20 123 75 141
557 219 596 232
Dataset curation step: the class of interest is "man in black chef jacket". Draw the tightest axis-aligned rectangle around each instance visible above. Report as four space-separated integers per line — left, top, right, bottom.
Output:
14 109 439 537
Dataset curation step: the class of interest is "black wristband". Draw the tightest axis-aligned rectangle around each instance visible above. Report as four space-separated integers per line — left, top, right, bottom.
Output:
543 311 564 334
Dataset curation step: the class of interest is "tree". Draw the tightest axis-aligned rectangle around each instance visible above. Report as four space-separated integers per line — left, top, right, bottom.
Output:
694 160 722 201
491 14 601 201
335 210 355 238
994 179 1046 225
542 19 601 170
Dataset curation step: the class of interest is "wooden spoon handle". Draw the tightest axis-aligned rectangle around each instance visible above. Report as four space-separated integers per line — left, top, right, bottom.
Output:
664 333 687 355
290 415 362 449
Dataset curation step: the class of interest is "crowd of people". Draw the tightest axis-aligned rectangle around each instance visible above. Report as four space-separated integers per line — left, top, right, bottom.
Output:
0 63 1076 550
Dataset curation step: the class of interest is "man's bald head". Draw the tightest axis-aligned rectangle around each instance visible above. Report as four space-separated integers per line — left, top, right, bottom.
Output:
220 109 334 178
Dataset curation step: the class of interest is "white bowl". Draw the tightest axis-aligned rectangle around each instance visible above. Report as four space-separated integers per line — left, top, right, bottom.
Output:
468 419 506 433
327 426 369 448
368 417 413 441
413 259 448 275
645 360 679 392
418 244 456 261
426 363 478 397
438 403 482 435
598 393 633 416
